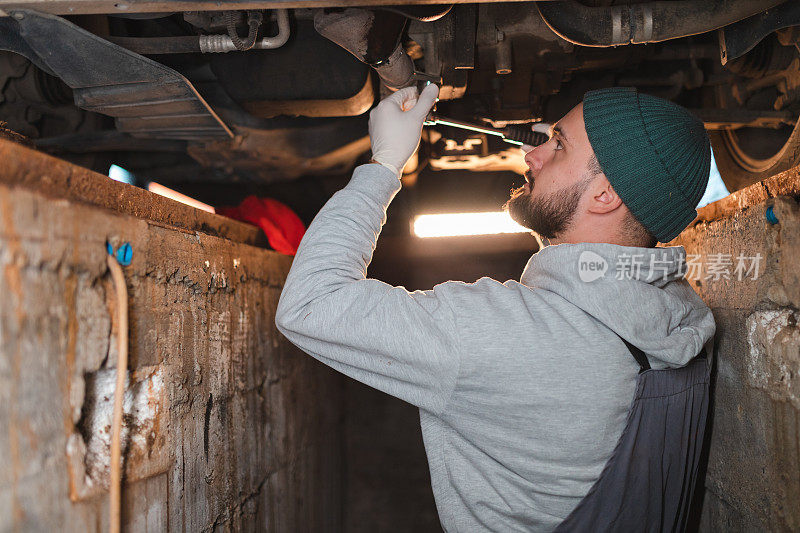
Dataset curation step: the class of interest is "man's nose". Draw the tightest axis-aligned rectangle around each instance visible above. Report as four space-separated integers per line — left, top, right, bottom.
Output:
525 144 547 172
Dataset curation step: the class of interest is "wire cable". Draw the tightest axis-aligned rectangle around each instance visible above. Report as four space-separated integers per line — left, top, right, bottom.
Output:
107 253 128 533
225 10 263 51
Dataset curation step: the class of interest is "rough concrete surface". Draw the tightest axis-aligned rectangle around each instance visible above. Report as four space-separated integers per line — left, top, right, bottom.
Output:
0 179 344 531
671 165 800 532
0 139 265 247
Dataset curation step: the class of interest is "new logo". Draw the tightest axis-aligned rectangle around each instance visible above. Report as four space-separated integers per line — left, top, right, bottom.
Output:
578 251 608 282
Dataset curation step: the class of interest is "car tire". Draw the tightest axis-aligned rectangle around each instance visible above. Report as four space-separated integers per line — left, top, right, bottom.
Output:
709 121 800 193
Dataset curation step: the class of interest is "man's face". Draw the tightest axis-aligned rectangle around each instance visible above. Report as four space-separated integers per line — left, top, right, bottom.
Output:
504 103 600 240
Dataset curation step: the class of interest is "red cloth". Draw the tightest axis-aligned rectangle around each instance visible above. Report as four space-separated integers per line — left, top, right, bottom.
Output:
218 196 306 255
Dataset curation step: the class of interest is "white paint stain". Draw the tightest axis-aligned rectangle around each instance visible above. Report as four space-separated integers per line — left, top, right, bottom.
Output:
747 309 800 408
81 366 165 489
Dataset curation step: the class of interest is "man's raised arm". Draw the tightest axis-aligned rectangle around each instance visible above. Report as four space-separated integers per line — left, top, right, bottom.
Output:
275 85 462 415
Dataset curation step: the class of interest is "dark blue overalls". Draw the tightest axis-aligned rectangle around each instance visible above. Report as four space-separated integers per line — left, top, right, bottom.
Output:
553 338 713 532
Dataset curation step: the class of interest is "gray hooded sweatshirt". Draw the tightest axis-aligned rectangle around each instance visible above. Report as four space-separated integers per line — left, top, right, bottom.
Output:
275 164 717 532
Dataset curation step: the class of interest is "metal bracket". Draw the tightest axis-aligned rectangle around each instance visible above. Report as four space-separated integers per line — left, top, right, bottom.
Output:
0 15 57 76
719 2 800 65
2 10 232 141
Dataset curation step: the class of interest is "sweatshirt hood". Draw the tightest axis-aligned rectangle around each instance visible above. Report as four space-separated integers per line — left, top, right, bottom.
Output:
520 242 716 367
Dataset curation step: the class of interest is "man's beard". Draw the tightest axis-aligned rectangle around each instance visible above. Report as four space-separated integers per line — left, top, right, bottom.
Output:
503 170 595 240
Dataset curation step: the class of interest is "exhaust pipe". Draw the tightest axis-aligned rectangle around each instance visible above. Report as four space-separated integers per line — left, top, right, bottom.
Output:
314 8 414 90
537 0 789 47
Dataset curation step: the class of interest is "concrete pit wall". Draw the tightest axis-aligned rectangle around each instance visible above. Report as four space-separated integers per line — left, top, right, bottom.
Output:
0 141 344 531
670 166 800 532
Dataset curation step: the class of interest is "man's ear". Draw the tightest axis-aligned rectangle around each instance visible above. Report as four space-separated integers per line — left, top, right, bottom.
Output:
587 176 624 215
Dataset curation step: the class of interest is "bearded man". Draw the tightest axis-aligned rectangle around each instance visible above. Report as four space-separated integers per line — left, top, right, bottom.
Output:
276 85 716 532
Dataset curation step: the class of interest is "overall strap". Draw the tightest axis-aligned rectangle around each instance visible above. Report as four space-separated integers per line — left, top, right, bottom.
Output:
619 337 651 372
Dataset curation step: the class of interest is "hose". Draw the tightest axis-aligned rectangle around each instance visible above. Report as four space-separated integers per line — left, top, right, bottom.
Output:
225 10 263 51
199 9 290 53
110 10 290 54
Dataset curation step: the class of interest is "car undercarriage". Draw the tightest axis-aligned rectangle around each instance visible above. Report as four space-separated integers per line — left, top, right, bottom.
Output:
1 0 800 199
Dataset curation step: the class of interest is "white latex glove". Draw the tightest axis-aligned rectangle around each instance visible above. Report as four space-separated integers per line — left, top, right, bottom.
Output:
368 83 439 178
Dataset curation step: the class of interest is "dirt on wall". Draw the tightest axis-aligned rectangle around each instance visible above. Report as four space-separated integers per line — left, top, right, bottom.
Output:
670 167 800 532
0 148 345 531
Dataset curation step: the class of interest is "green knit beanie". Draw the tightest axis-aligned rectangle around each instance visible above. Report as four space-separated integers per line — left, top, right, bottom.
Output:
582 87 711 243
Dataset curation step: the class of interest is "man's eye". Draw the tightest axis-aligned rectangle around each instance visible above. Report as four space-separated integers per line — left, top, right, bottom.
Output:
554 139 564 151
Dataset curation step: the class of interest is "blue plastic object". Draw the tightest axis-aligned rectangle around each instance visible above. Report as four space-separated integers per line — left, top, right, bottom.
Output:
766 206 779 225
106 241 133 266
116 242 133 266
